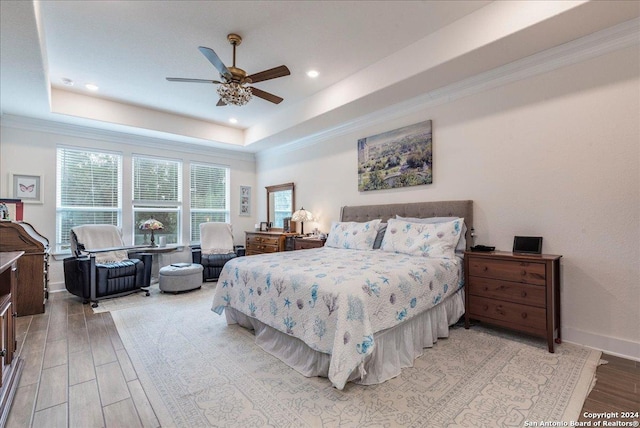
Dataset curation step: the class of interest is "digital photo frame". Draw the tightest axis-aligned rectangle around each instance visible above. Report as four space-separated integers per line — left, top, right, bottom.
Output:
513 236 543 254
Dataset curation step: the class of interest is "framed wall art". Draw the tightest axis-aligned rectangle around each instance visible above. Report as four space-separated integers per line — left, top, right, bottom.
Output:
239 185 251 216
357 120 433 191
10 173 43 204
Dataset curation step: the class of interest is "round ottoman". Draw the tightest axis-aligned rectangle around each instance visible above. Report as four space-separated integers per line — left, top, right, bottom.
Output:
159 263 204 293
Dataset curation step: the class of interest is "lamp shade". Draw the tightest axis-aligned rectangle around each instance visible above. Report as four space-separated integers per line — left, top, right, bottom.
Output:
139 219 164 230
291 207 314 223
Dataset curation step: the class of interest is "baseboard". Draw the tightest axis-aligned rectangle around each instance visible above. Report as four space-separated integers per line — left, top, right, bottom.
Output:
563 327 640 362
48 281 66 293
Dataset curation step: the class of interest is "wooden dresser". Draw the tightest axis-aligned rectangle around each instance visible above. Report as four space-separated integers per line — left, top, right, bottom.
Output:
0 222 50 316
0 251 24 425
464 251 562 352
245 231 295 255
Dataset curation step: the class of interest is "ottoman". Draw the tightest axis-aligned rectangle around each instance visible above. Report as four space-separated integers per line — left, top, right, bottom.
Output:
159 263 203 293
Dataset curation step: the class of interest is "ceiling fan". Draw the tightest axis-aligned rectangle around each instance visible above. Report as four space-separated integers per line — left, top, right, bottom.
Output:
166 33 290 106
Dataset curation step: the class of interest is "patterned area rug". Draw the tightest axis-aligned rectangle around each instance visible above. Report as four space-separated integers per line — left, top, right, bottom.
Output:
92 283 201 313
111 284 600 427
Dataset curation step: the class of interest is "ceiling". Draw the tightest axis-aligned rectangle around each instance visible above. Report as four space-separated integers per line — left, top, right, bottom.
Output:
1 1 639 153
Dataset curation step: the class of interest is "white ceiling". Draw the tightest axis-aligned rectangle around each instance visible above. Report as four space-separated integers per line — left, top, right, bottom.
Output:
1 1 639 153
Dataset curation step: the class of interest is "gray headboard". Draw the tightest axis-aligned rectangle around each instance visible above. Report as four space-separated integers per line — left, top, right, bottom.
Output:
340 200 473 248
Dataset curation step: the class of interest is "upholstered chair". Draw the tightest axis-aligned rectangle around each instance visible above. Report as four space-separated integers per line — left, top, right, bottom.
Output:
190 222 240 281
63 224 152 307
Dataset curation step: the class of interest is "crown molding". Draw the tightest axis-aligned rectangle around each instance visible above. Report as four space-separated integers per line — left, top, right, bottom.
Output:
0 114 255 162
258 18 639 160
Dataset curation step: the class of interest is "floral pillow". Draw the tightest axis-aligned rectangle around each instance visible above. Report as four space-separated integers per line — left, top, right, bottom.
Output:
396 215 467 253
380 218 464 259
325 219 382 250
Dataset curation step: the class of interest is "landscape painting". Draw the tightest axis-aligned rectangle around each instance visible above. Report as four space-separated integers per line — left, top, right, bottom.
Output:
357 120 432 191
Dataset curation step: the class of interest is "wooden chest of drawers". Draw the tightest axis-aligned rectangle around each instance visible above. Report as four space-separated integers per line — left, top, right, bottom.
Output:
245 231 291 255
464 251 562 352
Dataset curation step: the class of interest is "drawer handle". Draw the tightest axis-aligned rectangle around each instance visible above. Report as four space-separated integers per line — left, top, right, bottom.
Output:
483 305 489 311
483 286 489 291
483 266 489 272
521 291 527 298
495 306 505 316
521 270 527 276
521 312 528 319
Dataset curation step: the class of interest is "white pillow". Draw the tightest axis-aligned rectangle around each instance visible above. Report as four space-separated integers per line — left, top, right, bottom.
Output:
396 215 467 253
381 218 464 259
325 219 382 250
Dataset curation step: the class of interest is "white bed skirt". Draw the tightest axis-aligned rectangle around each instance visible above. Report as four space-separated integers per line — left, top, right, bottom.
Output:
224 288 465 386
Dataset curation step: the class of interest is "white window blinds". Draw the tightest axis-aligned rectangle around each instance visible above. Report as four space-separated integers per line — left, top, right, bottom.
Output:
56 147 122 248
190 163 229 241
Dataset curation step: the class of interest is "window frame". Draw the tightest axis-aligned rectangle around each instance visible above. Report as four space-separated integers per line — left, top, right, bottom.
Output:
189 162 231 243
55 146 123 252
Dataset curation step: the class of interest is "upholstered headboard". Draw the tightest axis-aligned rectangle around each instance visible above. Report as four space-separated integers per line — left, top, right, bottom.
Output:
340 200 473 249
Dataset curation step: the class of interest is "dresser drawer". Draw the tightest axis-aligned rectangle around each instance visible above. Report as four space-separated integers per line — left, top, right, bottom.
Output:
247 235 280 246
467 277 545 307
468 258 546 285
468 296 546 333
246 243 279 254
294 239 325 250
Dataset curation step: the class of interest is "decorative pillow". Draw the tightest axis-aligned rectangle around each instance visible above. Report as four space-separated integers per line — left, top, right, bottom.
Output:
396 215 467 253
381 218 464 258
325 219 382 250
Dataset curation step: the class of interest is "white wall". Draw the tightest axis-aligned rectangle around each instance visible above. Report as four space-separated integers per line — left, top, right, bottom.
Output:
0 123 257 292
256 46 640 360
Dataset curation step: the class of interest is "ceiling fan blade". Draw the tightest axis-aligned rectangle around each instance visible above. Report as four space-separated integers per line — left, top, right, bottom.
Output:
250 87 284 104
198 46 231 79
216 99 227 107
246 65 290 84
166 77 221 84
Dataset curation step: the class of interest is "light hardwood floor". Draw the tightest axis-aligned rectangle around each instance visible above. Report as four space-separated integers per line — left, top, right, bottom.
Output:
6 291 159 428
6 291 639 427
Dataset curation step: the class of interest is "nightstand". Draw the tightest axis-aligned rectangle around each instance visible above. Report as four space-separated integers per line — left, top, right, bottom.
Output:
464 250 562 352
294 237 325 250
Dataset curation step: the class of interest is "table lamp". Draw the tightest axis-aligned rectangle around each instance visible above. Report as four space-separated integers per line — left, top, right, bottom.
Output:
139 218 164 247
291 207 314 235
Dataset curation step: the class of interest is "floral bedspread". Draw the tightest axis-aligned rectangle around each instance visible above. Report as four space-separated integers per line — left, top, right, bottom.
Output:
211 247 463 389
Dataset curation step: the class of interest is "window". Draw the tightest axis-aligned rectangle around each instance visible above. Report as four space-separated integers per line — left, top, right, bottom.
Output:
133 155 181 245
56 147 122 249
190 163 230 242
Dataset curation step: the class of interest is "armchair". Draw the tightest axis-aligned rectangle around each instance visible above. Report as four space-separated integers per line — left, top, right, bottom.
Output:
63 225 152 308
191 222 240 281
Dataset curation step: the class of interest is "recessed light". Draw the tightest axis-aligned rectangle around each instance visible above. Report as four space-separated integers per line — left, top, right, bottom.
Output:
85 83 99 91
306 70 319 78
229 118 238 124
61 78 74 86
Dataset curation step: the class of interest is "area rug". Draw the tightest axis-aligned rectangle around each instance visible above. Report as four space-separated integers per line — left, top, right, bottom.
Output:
92 282 207 313
111 285 601 427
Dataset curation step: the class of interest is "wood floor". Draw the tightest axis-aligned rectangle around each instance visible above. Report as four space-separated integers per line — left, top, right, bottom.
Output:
5 291 639 428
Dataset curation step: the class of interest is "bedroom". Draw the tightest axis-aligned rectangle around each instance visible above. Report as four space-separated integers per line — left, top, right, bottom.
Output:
0 1 638 426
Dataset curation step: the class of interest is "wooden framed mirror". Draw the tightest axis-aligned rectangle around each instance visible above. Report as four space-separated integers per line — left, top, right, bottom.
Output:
266 183 295 231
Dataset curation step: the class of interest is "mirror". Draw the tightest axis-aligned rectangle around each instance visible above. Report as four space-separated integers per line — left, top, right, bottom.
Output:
266 183 295 230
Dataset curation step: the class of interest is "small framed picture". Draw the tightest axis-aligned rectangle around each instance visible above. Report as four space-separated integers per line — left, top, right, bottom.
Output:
10 173 43 204
239 185 251 216
259 221 269 232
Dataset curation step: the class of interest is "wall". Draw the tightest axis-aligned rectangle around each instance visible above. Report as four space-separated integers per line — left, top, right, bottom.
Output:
0 122 257 292
256 46 640 359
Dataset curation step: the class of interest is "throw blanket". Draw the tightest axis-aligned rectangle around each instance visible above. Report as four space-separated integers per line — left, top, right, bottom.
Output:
200 222 235 255
212 247 463 389
71 225 128 263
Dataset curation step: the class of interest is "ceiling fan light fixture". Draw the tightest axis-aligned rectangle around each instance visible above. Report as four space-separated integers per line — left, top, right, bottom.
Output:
217 82 252 106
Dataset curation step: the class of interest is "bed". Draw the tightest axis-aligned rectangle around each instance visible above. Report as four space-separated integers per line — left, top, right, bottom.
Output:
211 200 473 390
